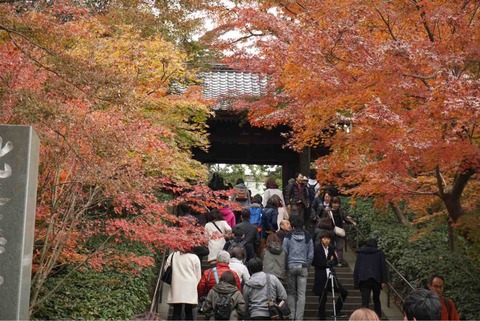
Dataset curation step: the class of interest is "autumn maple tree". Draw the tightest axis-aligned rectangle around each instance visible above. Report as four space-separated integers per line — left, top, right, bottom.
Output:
0 0 231 315
205 0 479 243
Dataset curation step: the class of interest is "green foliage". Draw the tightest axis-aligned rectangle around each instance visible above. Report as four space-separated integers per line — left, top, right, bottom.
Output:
346 198 480 320
207 164 281 188
32 267 155 320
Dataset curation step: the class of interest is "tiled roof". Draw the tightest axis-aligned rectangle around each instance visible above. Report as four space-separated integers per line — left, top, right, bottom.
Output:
198 69 267 100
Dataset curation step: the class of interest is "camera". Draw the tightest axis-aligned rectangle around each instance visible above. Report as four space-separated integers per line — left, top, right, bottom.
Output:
327 259 336 267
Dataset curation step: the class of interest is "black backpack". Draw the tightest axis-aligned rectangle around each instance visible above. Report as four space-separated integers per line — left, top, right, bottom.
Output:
214 292 234 320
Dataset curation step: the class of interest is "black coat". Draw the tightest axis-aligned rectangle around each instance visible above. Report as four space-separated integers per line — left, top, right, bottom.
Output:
285 182 309 207
312 243 338 296
236 220 260 249
321 208 347 228
353 245 388 288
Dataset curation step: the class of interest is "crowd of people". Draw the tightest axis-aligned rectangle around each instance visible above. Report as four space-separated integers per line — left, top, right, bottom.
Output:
159 172 459 321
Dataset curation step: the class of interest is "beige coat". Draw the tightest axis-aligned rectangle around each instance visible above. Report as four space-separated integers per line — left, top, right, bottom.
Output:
205 220 232 262
165 251 202 304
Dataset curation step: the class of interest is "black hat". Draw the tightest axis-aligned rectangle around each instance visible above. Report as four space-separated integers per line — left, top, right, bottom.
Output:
319 230 334 239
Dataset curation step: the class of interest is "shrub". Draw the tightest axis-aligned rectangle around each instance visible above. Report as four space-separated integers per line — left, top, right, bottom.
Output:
345 197 480 320
33 267 155 320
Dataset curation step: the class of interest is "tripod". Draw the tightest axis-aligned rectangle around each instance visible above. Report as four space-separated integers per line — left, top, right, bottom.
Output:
318 266 346 321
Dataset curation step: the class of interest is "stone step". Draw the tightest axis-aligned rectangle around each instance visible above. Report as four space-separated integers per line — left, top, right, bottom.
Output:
162 246 403 321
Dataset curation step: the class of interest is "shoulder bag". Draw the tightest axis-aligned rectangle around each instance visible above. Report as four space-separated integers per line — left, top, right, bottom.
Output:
212 221 229 240
161 252 174 285
328 210 346 238
266 273 291 320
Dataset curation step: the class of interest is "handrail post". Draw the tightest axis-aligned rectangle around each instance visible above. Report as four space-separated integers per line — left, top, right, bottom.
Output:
387 268 391 308
350 223 415 309
150 249 170 313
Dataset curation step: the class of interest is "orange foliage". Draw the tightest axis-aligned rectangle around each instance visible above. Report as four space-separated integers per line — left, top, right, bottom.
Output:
206 0 480 225
0 0 218 313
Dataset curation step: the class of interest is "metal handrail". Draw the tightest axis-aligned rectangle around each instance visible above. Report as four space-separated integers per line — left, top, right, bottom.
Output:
348 224 415 307
150 249 170 313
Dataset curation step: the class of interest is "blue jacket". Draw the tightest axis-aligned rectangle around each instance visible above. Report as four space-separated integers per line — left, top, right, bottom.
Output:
282 230 314 268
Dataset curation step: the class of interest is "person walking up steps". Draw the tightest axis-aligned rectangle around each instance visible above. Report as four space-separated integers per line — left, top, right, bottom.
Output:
282 215 314 321
163 248 202 320
228 246 250 286
205 209 232 265
198 251 242 307
203 271 247 320
353 238 388 319
262 233 287 282
243 257 287 320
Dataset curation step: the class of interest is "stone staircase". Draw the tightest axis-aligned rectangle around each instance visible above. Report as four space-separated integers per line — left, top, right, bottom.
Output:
164 262 361 320
160 247 403 320
303 262 362 320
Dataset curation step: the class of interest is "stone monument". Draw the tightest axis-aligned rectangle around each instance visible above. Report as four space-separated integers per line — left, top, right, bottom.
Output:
0 125 40 320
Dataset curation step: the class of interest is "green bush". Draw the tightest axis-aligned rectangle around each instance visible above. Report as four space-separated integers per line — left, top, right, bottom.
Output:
33 267 156 320
345 198 480 320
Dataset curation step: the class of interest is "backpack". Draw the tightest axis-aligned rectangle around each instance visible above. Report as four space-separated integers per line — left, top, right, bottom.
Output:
249 206 262 225
234 185 249 201
226 239 247 252
443 297 452 320
261 207 277 232
214 292 234 320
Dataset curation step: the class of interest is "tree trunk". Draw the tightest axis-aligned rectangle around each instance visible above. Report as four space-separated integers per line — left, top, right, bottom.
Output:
437 166 476 252
447 220 456 252
443 192 465 223
389 201 410 226
441 168 475 223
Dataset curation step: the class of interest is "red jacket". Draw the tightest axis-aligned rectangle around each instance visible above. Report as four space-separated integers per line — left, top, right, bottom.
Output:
440 296 460 321
197 263 242 297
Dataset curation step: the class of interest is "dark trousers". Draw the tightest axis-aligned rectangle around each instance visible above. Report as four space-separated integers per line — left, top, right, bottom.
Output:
359 278 382 317
317 279 348 320
172 303 194 320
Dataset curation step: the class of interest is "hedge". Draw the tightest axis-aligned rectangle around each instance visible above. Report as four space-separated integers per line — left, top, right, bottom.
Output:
344 197 480 320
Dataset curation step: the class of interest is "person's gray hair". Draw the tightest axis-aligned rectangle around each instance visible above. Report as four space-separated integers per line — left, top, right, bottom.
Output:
216 250 231 263
403 288 441 321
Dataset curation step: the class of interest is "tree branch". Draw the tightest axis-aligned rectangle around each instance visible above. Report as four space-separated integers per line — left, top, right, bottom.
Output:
468 2 480 26
435 165 446 198
0 24 55 56
231 30 264 44
402 72 437 80
411 0 435 42
451 166 476 199
376 8 397 41
402 72 437 89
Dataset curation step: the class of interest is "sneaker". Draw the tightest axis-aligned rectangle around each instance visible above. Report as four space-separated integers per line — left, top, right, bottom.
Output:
337 262 343 267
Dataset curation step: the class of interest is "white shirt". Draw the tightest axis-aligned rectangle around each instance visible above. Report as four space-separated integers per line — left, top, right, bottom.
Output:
324 246 331 278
